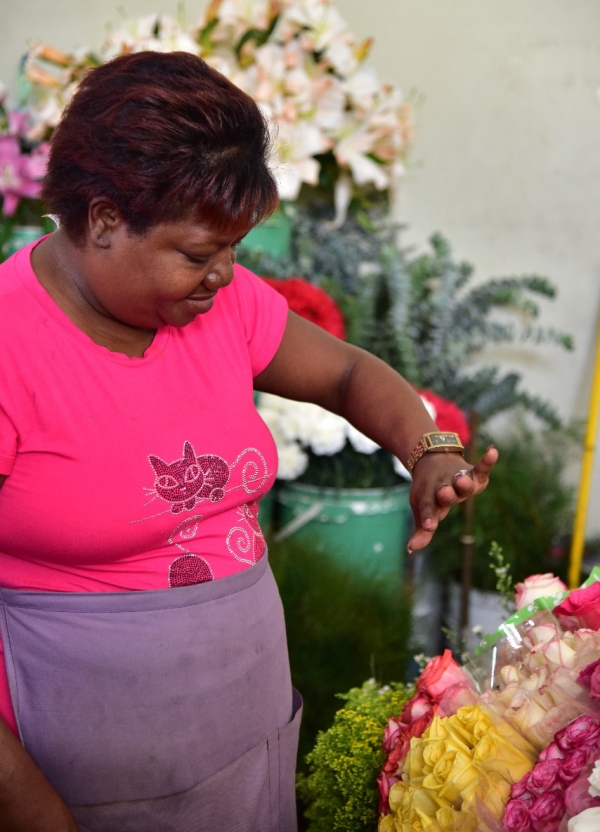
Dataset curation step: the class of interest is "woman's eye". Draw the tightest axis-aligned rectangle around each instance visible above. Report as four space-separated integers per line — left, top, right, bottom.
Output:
185 254 208 265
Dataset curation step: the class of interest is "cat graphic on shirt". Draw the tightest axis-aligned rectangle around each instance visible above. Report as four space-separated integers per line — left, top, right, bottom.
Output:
148 441 230 514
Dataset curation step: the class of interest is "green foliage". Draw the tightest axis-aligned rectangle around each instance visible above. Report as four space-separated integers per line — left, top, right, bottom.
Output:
488 542 516 614
429 420 576 591
296 678 413 832
268 537 412 768
297 445 407 489
240 207 572 428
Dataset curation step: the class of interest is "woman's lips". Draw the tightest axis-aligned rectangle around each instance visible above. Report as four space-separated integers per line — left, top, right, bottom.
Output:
183 293 216 314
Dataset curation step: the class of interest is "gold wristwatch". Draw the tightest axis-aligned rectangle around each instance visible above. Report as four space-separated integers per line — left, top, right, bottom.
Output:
406 432 465 474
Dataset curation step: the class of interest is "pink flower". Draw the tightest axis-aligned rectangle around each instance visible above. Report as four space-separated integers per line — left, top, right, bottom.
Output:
577 659 600 699
554 583 600 631
515 574 568 610
529 759 562 794
564 772 600 816
511 772 533 800
537 742 565 764
0 136 48 216
555 715 600 755
417 649 468 700
529 790 565 832
559 747 594 785
503 799 534 831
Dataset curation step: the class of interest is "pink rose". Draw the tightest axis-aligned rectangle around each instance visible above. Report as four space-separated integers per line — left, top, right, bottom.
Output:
401 692 433 723
529 759 562 794
564 772 600 816
577 658 600 699
529 790 565 832
537 742 564 763
511 772 533 800
503 799 534 831
382 716 403 752
515 574 568 610
417 649 468 700
554 583 600 631
555 715 600 755
558 748 593 785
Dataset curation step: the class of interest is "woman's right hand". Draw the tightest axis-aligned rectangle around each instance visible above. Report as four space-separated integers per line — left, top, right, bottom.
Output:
0 717 78 831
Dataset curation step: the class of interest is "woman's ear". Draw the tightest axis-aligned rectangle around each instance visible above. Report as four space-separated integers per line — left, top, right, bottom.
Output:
88 198 123 248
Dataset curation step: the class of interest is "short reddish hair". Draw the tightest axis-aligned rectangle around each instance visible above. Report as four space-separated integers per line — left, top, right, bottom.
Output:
42 51 279 242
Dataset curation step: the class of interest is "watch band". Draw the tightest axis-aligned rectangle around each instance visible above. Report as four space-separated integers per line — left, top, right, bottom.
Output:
406 432 465 474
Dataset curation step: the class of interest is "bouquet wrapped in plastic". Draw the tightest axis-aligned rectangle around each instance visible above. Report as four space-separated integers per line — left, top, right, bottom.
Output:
378 570 600 832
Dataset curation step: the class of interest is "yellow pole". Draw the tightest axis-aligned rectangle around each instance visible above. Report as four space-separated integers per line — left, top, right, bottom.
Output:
568 319 600 588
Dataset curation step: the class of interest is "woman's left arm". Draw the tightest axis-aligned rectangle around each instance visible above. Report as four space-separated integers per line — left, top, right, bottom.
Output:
254 311 498 552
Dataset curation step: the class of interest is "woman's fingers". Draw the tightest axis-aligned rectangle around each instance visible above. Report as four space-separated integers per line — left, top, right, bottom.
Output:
470 445 498 489
407 446 498 552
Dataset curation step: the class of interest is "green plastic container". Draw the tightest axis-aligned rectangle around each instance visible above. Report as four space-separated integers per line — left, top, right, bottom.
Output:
241 205 292 259
275 482 410 583
2 225 45 259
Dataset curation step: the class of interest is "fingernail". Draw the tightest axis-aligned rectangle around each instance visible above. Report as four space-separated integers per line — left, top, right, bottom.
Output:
487 444 495 451
407 546 413 555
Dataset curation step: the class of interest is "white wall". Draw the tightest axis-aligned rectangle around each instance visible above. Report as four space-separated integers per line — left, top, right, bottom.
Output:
3 0 600 536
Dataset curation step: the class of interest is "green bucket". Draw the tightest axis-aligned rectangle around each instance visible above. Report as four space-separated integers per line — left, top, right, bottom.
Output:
241 205 292 259
275 482 411 583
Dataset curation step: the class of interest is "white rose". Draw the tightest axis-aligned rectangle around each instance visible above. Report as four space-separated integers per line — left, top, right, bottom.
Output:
568 807 600 832
514 573 567 610
588 759 600 798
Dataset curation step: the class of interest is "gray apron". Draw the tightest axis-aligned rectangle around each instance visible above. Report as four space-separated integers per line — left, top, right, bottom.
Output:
0 554 302 831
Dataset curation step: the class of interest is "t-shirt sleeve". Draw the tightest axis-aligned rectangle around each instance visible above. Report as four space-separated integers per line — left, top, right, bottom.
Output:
0 404 17 475
231 264 289 377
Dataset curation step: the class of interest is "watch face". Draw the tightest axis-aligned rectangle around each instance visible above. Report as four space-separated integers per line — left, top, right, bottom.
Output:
429 433 460 447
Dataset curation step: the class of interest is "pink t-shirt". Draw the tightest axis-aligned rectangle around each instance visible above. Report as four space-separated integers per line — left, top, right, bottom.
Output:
0 238 288 731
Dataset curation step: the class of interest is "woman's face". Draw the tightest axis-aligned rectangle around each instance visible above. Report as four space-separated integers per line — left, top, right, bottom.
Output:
76 214 249 330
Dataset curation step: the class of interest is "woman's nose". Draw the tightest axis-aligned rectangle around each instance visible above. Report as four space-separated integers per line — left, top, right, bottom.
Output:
204 248 236 290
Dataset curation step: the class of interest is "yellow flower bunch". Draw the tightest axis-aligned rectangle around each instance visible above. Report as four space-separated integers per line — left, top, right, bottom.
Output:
379 704 537 832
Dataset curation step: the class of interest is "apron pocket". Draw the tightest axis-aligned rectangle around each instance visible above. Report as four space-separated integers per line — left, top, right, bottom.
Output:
71 688 303 832
267 687 303 832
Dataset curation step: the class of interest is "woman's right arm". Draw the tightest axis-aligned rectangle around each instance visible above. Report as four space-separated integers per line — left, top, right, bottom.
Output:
0 717 77 831
0 475 78 831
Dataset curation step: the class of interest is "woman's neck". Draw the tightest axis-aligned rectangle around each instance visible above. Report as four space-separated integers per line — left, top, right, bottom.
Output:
30 233 156 358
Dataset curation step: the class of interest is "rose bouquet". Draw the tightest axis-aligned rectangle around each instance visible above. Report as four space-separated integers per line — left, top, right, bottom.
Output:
376 572 600 832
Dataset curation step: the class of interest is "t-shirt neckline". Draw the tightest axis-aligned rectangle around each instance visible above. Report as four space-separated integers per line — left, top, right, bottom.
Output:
15 235 171 366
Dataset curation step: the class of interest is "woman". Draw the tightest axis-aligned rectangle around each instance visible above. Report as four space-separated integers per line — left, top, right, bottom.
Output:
0 51 496 831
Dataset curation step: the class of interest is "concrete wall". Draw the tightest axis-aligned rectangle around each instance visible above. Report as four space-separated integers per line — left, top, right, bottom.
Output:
3 0 600 536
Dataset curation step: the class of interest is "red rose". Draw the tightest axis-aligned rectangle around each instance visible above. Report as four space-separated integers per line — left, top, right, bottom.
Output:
417 649 469 700
554 582 600 631
529 790 565 832
503 799 534 832
261 276 346 339
577 658 600 699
